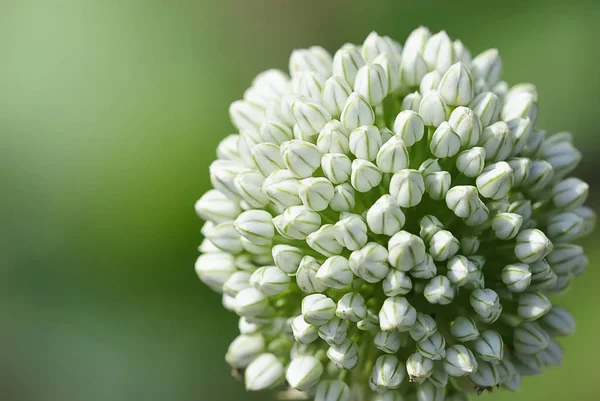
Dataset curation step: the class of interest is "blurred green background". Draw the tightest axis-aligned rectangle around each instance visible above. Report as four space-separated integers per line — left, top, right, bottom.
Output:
1 1 599 400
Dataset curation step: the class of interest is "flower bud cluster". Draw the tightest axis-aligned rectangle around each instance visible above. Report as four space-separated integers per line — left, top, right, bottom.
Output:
195 27 592 401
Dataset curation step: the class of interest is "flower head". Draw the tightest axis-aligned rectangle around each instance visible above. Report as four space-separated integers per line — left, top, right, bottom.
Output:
194 28 593 399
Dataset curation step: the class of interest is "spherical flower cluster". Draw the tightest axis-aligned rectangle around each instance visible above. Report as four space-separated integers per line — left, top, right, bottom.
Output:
194 27 594 401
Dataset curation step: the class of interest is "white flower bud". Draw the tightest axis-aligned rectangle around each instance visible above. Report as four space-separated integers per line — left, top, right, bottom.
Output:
515 229 553 264
286 355 324 391
235 287 270 317
234 210 274 245
354 63 389 106
546 212 584 243
320 154 352 188
367 195 406 235
359 309 381 331
456 147 486 177
539 338 563 367
380 127 394 142
233 171 269 208
417 331 446 360
333 45 366 86
470 361 501 388
315 380 351 401
513 353 543 376
523 160 554 192
393 112 425 147
262 169 302 207
400 50 428 87
351 159 383 192
476 161 514 200
322 76 353 116
370 355 406 391
250 142 285 177
217 134 242 162
513 321 550 355
316 255 354 289
424 171 452 201
429 230 459 262
450 316 480 342
259 120 293 145
423 31 455 73
518 291 552 321
390 169 425 207
340 93 376 130
327 338 359 369
273 205 321 240
470 288 502 323
519 129 545 158
205 221 243 254
244 353 284 391
318 317 349 345
546 243 584 275
223 271 252 297
195 189 241 224
349 125 383 161
544 141 582 179
411 253 438 279
376 136 410 173
402 91 422 112
240 236 271 256
251 265 290 296
291 315 319 344
302 294 336 325
379 296 417 331
349 242 390 283
416 382 445 401
404 26 430 55
229 100 265 133
225 334 265 368
428 364 449 389
291 99 332 138
289 46 332 78
438 62 474 106
407 353 434 383
209 160 250 200
317 120 350 154
501 263 532 293
490 212 523 240
505 158 531 189
501 92 538 124
296 256 326 294
418 158 441 177
298 177 335 212
480 121 513 162
540 306 575 336
306 224 343 257
448 106 482 148
383 270 413 296
374 331 404 354
409 313 438 342
443 345 478 377
424 275 455 305
419 215 443 243
468 91 501 127
280 140 322 178
507 118 533 156
388 231 426 270
460 236 480 255
430 122 461 158
471 48 502 85
195 252 236 292
420 70 442 95
272 244 303 275
473 330 504 363
362 31 398 62
330 183 356 212
552 178 589 211
419 90 450 127
446 255 475 287
506 83 538 104
336 292 367 322
374 52 401 93
574 206 595 237
334 213 368 251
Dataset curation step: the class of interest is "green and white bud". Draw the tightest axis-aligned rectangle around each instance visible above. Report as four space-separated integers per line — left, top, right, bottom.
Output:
251 265 290 296
423 30 455 73
419 215 444 243
407 352 435 383
417 331 447 360
351 159 383 192
229 100 264 133
235 287 270 317
296 256 326 293
419 90 450 127
476 161 514 200
429 230 460 262
335 213 368 251
523 160 554 192
314 380 351 401
501 92 538 124
390 169 425 207
447 255 475 287
518 291 552 321
450 316 480 342
286 355 323 391
404 26 430 56
445 185 481 218
292 71 326 102
409 312 438 342
513 353 544 376
491 212 523 240
529 259 558 290
471 48 502 86
468 91 501 127
280 140 322 178
393 110 425 146
429 363 450 388
539 338 563 367
400 50 428 87
507 118 533 156
544 141 582 179
448 106 482 148
362 31 399 63
354 63 389 106
340 93 375 131
332 45 366 86
460 236 480 255
272 244 303 275
388 231 427 270
205 221 243 254
424 171 452 201
456 147 486 177
223 271 252 297
438 62 474 106
506 158 531 188
349 242 390 283
302 294 336 326
420 70 442 95
195 253 236 292
316 255 354 289
291 315 319 344
195 189 241 223
376 136 410 173
481 121 513 162
289 46 332 78
327 338 359 369
430 122 461 158
501 263 532 293
234 210 274 246
273 205 321 240
318 317 348 346
379 296 418 332
349 125 383 161
225 333 265 368
515 229 553 264
443 345 478 377
545 244 584 275
519 129 545 159
298 177 335 211
234 171 270 208
415 382 445 401
513 321 550 355
259 119 293 146
336 292 367 322
317 120 350 154
424 275 455 305
321 153 352 185
540 306 575 336
330 183 356 212
370 355 406 391
322 76 353 117
473 330 504 363
291 100 332 138
375 331 404 354
383 270 413 296
411 253 438 279
367 195 406 235
552 178 589 211
244 353 284 391
470 361 500 388
453 39 472 64
306 224 344 257
470 288 502 323
262 169 301 207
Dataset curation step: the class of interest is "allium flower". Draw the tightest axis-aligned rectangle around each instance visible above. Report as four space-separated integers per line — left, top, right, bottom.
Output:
194 27 594 400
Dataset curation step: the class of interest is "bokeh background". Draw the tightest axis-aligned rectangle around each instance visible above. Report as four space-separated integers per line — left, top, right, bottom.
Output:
1 1 599 400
